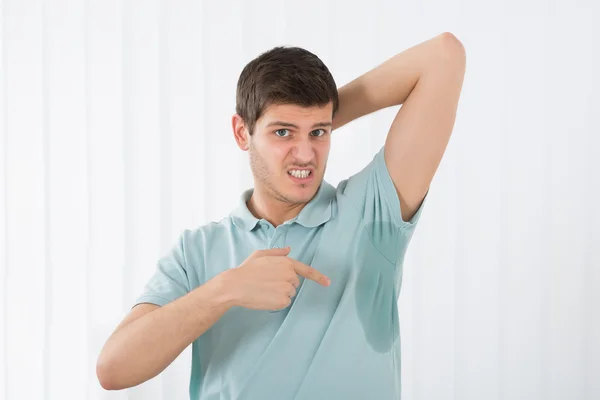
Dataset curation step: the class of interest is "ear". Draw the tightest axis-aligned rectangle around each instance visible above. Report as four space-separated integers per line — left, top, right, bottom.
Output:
232 114 250 151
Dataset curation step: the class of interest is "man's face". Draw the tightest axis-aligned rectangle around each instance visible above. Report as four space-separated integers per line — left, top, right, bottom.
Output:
238 102 333 205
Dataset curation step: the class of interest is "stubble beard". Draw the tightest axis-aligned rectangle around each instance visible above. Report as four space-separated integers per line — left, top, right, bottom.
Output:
249 143 315 206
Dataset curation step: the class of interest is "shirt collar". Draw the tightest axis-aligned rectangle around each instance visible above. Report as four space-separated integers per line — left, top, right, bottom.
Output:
231 180 336 232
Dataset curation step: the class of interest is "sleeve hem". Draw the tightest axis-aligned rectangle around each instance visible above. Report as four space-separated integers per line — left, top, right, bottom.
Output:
132 294 173 308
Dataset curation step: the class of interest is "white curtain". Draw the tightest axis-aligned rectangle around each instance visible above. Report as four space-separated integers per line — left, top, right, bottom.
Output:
1 1 599 399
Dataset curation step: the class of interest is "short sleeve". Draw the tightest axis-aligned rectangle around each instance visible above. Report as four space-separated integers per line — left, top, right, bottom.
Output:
340 146 428 261
133 231 191 307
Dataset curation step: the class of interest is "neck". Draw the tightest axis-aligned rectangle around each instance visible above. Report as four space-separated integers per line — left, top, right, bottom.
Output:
247 186 309 227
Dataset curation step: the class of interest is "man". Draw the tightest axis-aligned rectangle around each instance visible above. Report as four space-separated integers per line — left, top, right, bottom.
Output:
97 32 466 399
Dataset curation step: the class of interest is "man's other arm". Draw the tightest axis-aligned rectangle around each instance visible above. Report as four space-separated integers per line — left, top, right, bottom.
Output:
333 32 466 222
96 277 233 390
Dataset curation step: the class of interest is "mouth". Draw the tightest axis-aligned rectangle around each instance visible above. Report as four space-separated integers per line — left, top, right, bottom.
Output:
287 168 315 184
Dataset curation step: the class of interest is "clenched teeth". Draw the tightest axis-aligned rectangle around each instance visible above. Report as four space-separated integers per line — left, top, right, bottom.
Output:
288 170 311 179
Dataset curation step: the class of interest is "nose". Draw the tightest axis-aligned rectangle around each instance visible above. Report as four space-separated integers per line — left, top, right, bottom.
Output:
292 138 315 163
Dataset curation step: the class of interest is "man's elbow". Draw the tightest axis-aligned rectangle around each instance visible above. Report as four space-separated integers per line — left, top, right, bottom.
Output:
96 355 125 391
438 32 466 65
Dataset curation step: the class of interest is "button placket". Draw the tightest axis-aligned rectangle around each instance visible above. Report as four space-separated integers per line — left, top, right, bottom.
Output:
270 225 288 249
268 225 292 314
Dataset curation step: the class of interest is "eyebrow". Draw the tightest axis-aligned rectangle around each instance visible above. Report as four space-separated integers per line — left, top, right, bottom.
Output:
266 121 332 129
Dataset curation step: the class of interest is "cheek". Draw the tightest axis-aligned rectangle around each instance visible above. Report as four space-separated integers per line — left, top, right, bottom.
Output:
256 142 289 172
270 143 292 164
315 142 330 163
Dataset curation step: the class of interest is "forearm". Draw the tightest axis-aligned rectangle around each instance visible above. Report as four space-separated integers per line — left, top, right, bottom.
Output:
332 32 457 130
97 276 234 390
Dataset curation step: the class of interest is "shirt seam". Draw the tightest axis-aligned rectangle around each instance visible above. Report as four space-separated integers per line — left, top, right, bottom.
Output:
135 294 172 304
180 229 192 292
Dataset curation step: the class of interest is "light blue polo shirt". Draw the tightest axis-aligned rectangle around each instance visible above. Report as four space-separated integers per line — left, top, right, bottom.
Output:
135 146 427 400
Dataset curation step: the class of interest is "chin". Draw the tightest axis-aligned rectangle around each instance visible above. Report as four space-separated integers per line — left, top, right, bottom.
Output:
285 180 320 203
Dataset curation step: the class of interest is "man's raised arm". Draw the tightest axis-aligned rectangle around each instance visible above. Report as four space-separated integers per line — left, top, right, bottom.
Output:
333 32 466 222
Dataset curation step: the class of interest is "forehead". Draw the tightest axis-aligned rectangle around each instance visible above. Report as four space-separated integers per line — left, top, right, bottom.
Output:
258 103 333 126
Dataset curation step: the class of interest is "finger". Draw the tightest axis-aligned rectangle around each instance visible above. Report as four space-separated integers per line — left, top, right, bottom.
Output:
291 260 330 287
289 274 301 289
278 282 296 299
287 283 297 298
284 272 301 288
254 246 291 257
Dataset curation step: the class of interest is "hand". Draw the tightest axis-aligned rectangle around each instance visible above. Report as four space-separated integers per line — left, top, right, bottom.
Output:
221 247 330 310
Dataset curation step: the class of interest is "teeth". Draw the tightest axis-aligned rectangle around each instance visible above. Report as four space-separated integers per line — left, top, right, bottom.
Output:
288 169 311 179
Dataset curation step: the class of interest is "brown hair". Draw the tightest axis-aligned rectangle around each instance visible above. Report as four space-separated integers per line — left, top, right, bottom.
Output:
236 46 339 135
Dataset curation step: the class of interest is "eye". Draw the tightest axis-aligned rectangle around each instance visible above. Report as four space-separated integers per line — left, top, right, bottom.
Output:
311 129 327 137
275 129 290 137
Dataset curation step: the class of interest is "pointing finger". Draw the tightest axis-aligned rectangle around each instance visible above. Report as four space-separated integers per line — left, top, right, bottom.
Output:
291 260 330 287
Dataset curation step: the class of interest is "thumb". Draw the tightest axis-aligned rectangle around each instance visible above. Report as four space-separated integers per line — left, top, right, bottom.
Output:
259 246 291 256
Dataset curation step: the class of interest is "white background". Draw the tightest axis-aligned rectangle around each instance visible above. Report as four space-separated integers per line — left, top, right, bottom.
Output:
1 0 599 399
